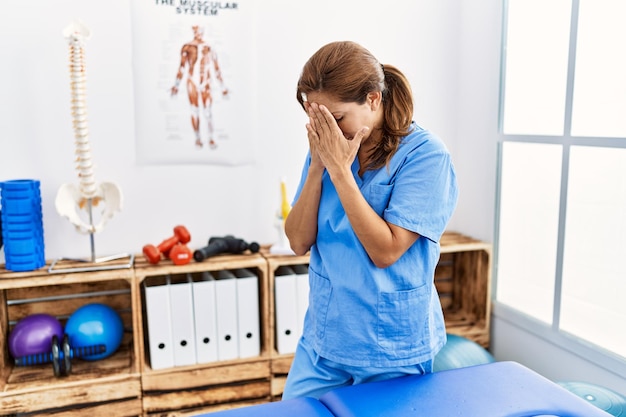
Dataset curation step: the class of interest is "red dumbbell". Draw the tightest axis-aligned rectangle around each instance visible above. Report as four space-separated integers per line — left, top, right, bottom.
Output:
169 242 192 265
142 225 191 264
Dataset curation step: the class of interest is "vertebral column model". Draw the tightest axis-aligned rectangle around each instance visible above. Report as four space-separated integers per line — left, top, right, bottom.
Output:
55 21 122 238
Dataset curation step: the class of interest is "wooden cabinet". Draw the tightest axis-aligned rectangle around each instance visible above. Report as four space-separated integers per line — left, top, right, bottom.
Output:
262 252 311 401
436 232 492 347
0 231 490 415
0 262 142 416
134 253 271 416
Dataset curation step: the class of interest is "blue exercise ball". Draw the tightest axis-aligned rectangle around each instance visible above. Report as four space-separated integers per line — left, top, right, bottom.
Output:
64 303 124 361
433 333 495 372
558 381 626 416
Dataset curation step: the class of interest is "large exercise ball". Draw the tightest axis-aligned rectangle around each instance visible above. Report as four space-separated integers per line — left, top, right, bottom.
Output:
558 381 626 416
64 303 124 361
433 333 495 372
8 313 64 358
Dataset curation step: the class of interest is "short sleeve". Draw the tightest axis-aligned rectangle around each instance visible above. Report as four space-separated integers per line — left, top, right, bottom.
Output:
383 139 458 243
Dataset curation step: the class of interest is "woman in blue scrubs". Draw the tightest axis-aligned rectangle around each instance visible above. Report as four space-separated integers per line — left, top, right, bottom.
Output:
283 41 458 400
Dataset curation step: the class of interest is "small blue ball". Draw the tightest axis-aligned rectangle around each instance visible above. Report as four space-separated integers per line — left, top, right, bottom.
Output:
65 303 124 361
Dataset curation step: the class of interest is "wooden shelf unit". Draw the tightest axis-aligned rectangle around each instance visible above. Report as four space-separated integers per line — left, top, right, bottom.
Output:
133 253 271 416
437 231 492 347
262 251 311 400
0 261 142 416
0 231 490 415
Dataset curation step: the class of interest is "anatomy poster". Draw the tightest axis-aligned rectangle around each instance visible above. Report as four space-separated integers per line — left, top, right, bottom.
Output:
131 2 256 165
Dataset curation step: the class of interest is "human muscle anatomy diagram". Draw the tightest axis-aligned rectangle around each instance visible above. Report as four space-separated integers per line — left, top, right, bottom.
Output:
170 25 229 149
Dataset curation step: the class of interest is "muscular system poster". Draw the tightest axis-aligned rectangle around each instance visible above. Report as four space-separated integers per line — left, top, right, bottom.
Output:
131 1 256 165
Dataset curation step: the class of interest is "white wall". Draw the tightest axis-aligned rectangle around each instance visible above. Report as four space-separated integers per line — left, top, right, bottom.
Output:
454 3 502 244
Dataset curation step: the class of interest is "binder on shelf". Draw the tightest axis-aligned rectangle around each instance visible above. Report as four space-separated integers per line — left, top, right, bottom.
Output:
292 263 310 340
191 271 219 364
213 269 240 361
232 268 261 358
169 273 197 366
274 265 299 354
144 275 175 370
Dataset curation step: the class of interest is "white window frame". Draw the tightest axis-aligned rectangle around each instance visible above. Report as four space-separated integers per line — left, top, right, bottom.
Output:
494 0 626 377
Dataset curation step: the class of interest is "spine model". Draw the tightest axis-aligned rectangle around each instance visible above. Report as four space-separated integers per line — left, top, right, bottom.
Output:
67 22 97 201
55 21 122 236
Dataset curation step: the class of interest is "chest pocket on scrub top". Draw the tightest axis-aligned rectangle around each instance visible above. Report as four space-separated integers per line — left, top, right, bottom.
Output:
365 183 393 216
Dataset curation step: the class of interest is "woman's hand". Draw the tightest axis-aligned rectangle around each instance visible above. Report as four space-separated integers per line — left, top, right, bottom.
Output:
306 102 368 177
303 101 324 171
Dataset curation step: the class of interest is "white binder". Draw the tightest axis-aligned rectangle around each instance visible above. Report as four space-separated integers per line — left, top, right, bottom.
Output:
191 271 219 364
233 268 260 358
274 265 299 354
169 273 197 366
213 270 240 361
144 275 174 370
292 264 310 341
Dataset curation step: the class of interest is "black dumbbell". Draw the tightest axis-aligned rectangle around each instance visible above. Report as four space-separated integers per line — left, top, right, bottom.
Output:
193 235 260 262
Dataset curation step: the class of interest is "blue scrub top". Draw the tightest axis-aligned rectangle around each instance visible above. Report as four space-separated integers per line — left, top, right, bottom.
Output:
292 122 458 367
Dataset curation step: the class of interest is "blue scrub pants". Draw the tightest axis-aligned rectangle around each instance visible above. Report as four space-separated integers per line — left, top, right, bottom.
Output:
282 336 432 400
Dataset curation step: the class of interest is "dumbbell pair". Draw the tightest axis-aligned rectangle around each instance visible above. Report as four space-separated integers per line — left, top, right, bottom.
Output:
143 228 259 265
142 225 192 265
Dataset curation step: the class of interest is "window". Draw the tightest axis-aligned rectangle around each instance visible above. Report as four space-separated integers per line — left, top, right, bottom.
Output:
496 0 626 371
501 0 571 136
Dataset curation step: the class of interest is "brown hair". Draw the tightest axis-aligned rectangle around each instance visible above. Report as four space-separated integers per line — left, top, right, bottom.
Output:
296 41 414 170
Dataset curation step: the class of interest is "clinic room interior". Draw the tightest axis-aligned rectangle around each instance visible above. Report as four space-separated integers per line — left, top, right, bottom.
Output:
0 0 625 415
